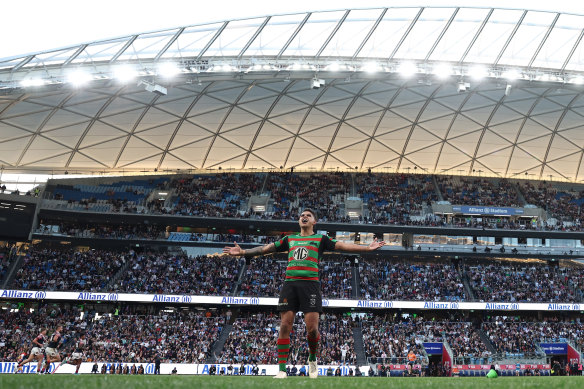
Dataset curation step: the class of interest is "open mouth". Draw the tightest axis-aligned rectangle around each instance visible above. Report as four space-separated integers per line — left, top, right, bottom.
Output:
301 218 308 223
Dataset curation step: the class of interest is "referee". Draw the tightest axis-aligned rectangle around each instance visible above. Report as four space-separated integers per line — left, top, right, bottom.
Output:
224 208 385 379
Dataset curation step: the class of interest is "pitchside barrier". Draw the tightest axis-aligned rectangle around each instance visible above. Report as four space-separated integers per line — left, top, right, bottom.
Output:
0 362 369 375
1 289 582 311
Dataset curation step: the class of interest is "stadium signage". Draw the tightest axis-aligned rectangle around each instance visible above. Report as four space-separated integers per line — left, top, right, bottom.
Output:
221 297 259 305
423 343 443 354
484 303 518 310
357 300 384 308
547 303 579 311
152 294 181 302
423 302 449 309
0 362 372 376
78 292 107 301
452 205 524 215
1 289 582 312
0 290 34 299
539 343 568 354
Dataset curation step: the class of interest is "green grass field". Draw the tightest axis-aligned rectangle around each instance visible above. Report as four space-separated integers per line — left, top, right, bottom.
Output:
2 375 584 389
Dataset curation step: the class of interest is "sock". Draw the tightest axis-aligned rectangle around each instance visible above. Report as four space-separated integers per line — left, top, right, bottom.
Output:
277 338 290 372
307 335 320 362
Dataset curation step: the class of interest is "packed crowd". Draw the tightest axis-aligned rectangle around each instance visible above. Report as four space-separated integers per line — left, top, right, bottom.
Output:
112 254 242 296
237 257 353 299
359 260 466 301
482 316 584 356
237 257 286 297
466 264 584 303
0 244 18 283
264 172 351 222
40 172 584 231
36 222 166 241
437 177 521 207
361 314 426 363
218 312 356 365
519 181 583 228
356 173 438 224
361 313 490 363
150 173 263 217
13 248 129 291
0 306 224 364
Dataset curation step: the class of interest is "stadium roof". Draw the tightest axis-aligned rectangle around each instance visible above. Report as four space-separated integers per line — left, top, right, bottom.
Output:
1 6 584 181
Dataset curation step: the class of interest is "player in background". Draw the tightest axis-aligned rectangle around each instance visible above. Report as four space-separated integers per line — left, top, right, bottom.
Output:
224 208 385 379
59 333 87 374
16 328 47 374
42 325 64 374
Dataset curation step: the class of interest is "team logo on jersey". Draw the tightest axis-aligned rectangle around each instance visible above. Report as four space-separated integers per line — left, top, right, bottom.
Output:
293 247 309 260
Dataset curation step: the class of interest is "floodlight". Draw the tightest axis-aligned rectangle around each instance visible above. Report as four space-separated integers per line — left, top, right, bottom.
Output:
502 69 520 80
158 63 180 78
433 63 452 79
398 62 417 77
67 70 92 86
361 62 381 73
114 66 138 82
326 62 340 72
20 78 44 87
469 65 488 80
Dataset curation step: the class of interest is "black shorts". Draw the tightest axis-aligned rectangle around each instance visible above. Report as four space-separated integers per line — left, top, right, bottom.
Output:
277 281 322 313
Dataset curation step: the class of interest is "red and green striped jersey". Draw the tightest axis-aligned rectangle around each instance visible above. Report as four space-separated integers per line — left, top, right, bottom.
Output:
273 233 337 282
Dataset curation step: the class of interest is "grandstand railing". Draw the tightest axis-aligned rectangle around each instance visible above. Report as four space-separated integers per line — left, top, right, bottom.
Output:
367 357 426 366
453 352 545 365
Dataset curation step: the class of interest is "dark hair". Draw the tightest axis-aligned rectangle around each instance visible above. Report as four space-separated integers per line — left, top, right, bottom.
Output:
301 208 317 220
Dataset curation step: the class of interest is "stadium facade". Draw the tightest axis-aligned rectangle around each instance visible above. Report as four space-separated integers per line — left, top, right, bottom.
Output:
1 7 584 181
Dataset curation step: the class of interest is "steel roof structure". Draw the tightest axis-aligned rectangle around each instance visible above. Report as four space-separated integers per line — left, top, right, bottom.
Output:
1 7 584 181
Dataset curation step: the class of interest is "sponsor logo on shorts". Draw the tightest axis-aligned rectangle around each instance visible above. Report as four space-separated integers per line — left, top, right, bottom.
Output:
309 294 316 307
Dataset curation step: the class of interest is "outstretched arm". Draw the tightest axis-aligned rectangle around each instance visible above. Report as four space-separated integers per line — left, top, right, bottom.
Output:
334 238 385 252
222 242 277 258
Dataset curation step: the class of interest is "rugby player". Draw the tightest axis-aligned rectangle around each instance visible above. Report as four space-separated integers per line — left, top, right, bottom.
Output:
224 208 385 379
16 328 47 373
42 325 64 373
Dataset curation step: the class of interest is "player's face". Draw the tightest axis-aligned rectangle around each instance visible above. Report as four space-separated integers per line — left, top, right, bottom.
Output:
299 212 316 228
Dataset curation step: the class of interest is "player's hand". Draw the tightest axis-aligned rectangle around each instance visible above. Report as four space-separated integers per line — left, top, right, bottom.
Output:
223 242 244 256
368 238 386 251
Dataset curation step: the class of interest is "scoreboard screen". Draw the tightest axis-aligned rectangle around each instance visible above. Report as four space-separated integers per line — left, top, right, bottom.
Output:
0 200 36 239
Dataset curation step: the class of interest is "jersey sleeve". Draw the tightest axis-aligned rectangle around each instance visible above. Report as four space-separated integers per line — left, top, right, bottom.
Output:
321 235 337 250
273 236 289 252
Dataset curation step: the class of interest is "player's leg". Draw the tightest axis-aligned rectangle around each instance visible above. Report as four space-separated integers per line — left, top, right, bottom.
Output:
18 352 34 367
274 281 299 379
36 354 44 374
305 312 320 378
305 311 320 359
275 310 295 378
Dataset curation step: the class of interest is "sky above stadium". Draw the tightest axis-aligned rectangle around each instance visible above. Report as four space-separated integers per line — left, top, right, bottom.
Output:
3 0 584 59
